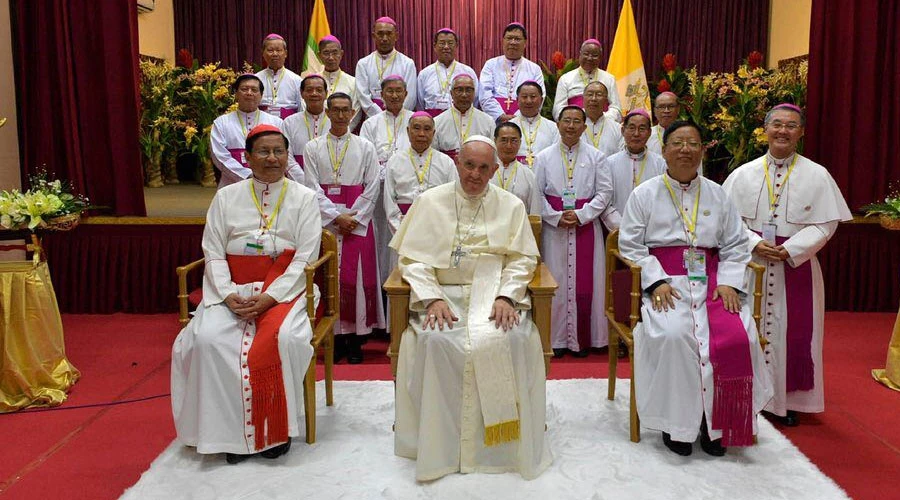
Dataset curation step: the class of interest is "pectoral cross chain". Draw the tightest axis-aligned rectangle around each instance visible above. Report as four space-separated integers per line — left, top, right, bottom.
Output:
451 245 468 268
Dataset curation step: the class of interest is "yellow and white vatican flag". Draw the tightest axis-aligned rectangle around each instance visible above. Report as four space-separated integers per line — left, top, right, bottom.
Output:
302 0 330 75
606 0 651 118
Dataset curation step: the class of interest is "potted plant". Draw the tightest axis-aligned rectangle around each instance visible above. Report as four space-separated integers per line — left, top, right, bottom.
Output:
862 187 900 230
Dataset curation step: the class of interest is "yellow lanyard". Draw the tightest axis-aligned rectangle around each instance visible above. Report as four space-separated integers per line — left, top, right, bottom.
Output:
266 68 282 103
521 117 541 165
249 179 288 231
385 110 405 150
303 112 329 140
326 70 342 97
497 161 519 190
452 107 474 144
655 126 663 148
763 154 798 216
407 148 434 185
559 143 579 185
578 67 597 88
436 61 457 94
663 174 702 246
237 110 260 137
632 154 649 187
327 135 352 180
589 118 606 149
376 51 398 80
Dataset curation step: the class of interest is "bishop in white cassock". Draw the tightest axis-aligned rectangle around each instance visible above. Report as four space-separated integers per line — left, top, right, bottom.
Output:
282 75 331 169
582 81 624 158
383 112 458 235
552 39 621 122
304 94 385 363
432 75 495 160
255 34 303 120
355 16 417 118
509 81 560 168
492 122 542 215
646 92 680 155
479 22 545 122
318 35 362 130
536 106 613 355
210 74 287 188
172 125 321 463
416 28 480 117
392 136 551 481
722 104 851 426
619 121 773 457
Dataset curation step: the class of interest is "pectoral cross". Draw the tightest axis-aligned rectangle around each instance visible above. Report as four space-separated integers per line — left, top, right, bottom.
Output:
505 95 513 109
451 244 468 268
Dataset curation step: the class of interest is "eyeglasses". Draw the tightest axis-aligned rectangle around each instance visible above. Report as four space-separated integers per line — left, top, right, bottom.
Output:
319 50 341 57
252 148 287 158
767 121 801 131
579 52 601 60
496 137 521 145
451 87 476 95
667 140 702 150
435 41 457 48
624 125 650 133
503 36 524 43
655 104 678 111
584 91 608 99
559 118 584 125
327 107 353 115
237 86 261 94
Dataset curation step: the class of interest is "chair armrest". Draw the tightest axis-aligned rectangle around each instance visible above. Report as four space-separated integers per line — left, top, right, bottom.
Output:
305 250 336 324
746 261 766 347
528 263 557 376
177 257 205 327
384 267 411 378
610 248 641 272
383 267 410 294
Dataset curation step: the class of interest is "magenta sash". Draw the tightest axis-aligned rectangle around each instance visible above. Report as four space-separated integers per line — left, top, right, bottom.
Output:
292 155 305 169
398 203 412 215
321 183 378 326
424 108 444 118
567 95 585 108
227 148 248 167
495 96 519 115
546 195 594 350
373 98 385 111
258 105 298 119
650 246 754 447
441 149 459 161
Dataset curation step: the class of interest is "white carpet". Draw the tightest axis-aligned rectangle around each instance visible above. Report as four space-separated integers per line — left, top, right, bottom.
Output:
122 379 848 500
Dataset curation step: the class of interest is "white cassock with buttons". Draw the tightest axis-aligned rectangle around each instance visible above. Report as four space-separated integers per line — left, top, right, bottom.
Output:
619 172 774 443
171 178 322 454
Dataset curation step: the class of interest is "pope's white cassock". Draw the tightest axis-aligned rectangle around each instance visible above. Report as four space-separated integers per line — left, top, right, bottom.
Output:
323 68 362 129
283 109 331 169
256 67 303 119
646 124 666 155
416 61 479 116
551 68 621 122
600 149 667 229
210 110 285 187
304 132 386 335
355 50 418 118
583 115 624 158
722 153 851 417
510 113 560 168
479 56 545 120
383 147 458 234
491 159 541 215
392 181 551 481
536 139 613 350
619 173 774 445
432 107 496 159
172 177 321 454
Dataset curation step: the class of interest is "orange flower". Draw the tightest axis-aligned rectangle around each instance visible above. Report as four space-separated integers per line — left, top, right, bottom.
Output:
551 51 566 71
748 51 764 70
662 53 677 73
177 48 193 69
657 79 671 93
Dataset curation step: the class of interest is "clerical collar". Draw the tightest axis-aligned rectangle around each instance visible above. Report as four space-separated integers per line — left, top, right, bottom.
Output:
266 67 283 76
502 159 518 169
386 108 403 118
438 60 457 69
767 151 796 167
454 105 472 116
411 146 430 158
306 109 325 119
251 175 283 188
505 57 521 64
562 141 580 153
665 169 700 189
587 114 604 125
627 148 647 160
378 49 396 59
454 180 489 201
520 113 539 124
329 130 350 140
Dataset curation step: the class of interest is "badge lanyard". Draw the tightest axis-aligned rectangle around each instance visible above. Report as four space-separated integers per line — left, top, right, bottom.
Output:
559 143 579 187
304 112 329 140
249 179 289 232
497 160 519 191
267 68 282 104
453 107 474 145
437 61 457 97
632 155 648 187
238 110 261 137
763 154 798 221
385 109 406 153
376 51 398 80
589 118 606 149
663 174 701 248
521 117 541 166
328 135 352 182
408 147 434 187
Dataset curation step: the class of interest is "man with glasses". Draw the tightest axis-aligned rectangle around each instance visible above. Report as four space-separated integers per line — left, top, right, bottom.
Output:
552 39 621 122
304 93 385 364
535 106 613 357
619 120 774 457
509 81 559 168
417 28 479 117
723 104 851 427
317 35 361 129
647 91 680 154
355 16 417 119
433 75 495 159
479 22 545 123
255 34 303 119
210 74 287 187
492 122 541 215
581 81 624 157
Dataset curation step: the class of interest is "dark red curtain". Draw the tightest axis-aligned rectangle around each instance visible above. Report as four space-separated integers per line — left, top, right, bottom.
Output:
174 0 767 79
805 0 900 211
11 1 146 216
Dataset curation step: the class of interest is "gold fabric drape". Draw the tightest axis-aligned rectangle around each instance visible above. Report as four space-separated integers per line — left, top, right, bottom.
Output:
0 261 80 412
872 302 900 392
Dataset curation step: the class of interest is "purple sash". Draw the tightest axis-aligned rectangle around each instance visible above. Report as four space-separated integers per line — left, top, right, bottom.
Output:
650 246 754 447
373 98 385 111
546 195 594 350
424 109 444 118
441 149 459 161
258 106 298 119
227 148 248 167
292 155 305 169
321 183 378 326
398 203 412 215
567 95 585 108
495 96 519 115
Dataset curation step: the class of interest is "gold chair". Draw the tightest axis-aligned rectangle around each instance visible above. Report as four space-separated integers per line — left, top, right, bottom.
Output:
384 215 558 377
176 230 339 444
605 228 766 443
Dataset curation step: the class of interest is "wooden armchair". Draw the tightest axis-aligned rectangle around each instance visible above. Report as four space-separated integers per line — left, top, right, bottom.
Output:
176 230 339 444
384 215 558 377
605 228 766 443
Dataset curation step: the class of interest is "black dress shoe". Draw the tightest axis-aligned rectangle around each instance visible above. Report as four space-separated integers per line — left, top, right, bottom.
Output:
699 414 727 456
617 340 629 359
552 348 567 358
783 410 799 427
260 439 292 459
347 335 363 364
571 349 589 358
333 335 347 363
226 453 253 464
662 432 692 456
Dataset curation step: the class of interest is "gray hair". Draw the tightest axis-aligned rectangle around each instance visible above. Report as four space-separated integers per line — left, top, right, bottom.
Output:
764 106 805 126
262 37 287 50
380 77 407 91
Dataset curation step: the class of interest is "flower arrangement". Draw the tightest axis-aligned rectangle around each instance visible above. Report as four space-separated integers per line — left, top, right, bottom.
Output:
539 51 579 120
861 185 900 230
139 58 185 187
0 170 91 231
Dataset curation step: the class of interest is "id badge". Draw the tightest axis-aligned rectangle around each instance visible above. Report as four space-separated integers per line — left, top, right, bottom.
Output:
684 248 707 281
436 95 451 108
762 222 778 244
327 185 342 196
265 106 281 117
562 188 577 210
244 237 264 256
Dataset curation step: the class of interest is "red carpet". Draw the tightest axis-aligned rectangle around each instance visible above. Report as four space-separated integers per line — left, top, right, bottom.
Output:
1 312 897 499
